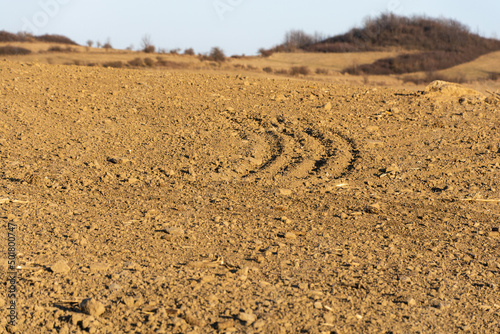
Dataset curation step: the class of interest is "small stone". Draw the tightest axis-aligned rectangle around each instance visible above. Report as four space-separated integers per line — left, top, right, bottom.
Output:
199 275 215 284
366 203 381 214
365 139 384 148
108 283 122 291
127 177 139 184
59 325 70 334
340 212 348 219
0 198 9 204
50 260 71 274
165 227 184 236
217 319 235 330
278 188 293 196
408 298 417 306
89 263 110 272
80 298 105 317
314 301 323 309
81 316 95 329
107 157 130 164
255 255 265 263
185 314 205 327
385 164 401 174
366 125 379 132
71 313 84 326
239 312 257 325
324 313 335 324
6 325 19 333
284 232 297 239
253 319 266 328
323 102 332 111
399 276 411 283
123 296 136 308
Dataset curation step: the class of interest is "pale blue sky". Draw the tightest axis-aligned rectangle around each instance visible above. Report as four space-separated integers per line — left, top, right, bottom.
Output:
1 0 499 55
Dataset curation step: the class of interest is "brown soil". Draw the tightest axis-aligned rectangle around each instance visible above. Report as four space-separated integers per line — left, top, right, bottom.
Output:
0 60 499 333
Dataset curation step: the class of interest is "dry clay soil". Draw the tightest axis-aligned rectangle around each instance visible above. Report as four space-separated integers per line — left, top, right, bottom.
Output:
0 60 499 334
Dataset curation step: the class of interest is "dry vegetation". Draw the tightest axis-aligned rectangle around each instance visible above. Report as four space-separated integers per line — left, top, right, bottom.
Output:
261 14 500 77
0 30 77 45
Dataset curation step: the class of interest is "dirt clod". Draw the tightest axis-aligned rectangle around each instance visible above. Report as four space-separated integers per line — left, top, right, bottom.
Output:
80 299 106 317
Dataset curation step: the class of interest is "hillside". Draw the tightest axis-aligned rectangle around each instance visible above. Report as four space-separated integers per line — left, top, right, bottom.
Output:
307 14 500 53
270 14 500 75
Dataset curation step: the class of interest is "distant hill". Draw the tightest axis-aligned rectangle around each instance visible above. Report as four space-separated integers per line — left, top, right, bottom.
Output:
0 31 78 45
267 14 500 75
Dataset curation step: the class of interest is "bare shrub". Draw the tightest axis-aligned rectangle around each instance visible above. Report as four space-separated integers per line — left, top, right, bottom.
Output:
86 40 93 48
102 61 123 68
209 47 226 62
275 69 289 75
48 45 75 52
259 48 274 57
315 68 329 75
284 30 321 50
155 59 188 69
141 34 156 53
0 46 31 55
128 58 145 67
102 38 113 51
289 66 311 76
0 31 26 42
144 45 156 53
184 48 195 56
144 57 155 67
488 72 500 81
263 67 273 73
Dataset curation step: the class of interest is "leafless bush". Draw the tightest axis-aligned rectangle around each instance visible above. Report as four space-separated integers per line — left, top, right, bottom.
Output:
48 45 75 52
259 48 274 57
128 58 145 67
86 40 93 48
283 30 323 50
263 67 273 73
102 38 113 51
315 68 329 75
144 57 155 67
102 61 123 68
275 69 289 75
155 59 189 69
141 34 155 53
289 66 311 76
184 48 195 55
144 45 156 53
0 46 31 55
209 47 226 62
488 72 500 81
